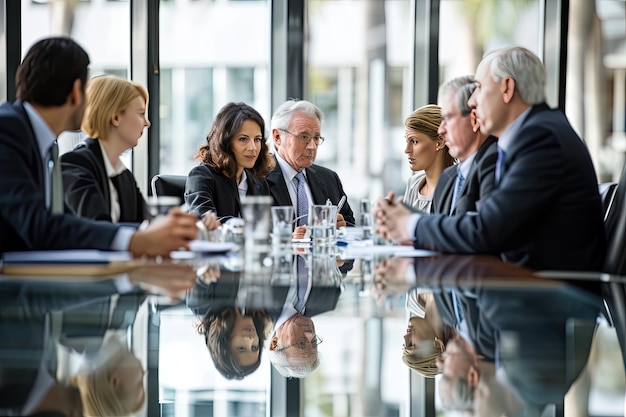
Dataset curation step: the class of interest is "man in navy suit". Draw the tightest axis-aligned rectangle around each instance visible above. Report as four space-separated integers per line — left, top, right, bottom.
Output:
0 36 197 255
433 75 498 216
377 46 605 271
267 99 355 228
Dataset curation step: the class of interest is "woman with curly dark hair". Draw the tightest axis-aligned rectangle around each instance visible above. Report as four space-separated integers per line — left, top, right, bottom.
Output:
185 102 275 230
197 307 273 379
187 268 274 379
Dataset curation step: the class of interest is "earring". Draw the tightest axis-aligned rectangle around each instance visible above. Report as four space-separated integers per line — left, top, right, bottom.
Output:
434 337 445 353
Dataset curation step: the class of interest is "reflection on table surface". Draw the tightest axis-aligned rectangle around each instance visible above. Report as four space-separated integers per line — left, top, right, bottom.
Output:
0 246 625 417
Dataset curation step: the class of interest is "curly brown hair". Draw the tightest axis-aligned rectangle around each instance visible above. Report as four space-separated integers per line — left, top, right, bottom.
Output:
197 307 273 380
195 102 275 179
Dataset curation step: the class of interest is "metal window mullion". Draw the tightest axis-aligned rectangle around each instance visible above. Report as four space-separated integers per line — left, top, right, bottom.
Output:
131 0 159 195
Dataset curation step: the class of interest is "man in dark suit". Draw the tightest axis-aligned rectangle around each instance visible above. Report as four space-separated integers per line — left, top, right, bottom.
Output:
267 253 342 378
0 36 197 255
377 46 605 271
0 279 135 416
267 99 355 228
433 76 498 216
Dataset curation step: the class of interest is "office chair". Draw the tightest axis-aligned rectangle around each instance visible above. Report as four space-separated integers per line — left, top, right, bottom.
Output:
601 164 626 368
150 174 187 202
598 181 618 221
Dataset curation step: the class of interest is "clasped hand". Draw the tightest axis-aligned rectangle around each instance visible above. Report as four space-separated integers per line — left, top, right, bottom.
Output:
375 191 413 243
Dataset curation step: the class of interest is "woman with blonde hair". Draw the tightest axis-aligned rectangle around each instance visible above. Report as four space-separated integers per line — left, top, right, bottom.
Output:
70 333 146 416
61 75 151 222
402 104 455 213
402 288 456 378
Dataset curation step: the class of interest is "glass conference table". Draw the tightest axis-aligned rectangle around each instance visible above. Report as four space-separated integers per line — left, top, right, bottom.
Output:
0 239 624 417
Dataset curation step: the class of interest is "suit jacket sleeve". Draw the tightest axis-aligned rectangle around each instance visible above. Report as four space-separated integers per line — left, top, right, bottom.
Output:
0 102 120 253
414 105 605 270
185 165 244 220
185 165 220 218
307 165 355 226
61 139 114 222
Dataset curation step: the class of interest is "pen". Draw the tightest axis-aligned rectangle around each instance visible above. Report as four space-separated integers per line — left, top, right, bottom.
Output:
337 195 347 212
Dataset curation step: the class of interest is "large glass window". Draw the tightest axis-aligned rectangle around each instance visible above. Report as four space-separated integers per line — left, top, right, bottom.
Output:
21 0 131 156
158 0 269 177
305 2 413 415
306 0 413 210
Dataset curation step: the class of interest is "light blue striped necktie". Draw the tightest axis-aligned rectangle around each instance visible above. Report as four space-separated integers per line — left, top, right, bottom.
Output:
294 171 309 226
451 167 465 209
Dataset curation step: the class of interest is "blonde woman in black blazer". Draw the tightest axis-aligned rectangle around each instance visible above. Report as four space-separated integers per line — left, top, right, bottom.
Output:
185 102 274 229
61 75 151 223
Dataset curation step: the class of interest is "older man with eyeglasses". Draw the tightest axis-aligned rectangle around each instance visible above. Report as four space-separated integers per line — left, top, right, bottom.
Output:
268 313 321 378
267 99 355 235
433 76 498 216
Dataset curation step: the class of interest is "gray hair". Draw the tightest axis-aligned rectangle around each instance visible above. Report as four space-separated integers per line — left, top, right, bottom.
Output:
440 376 475 412
438 75 476 116
267 348 320 378
270 99 324 131
483 46 546 105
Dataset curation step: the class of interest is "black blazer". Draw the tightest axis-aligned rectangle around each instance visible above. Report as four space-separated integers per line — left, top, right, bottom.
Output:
0 101 120 254
432 136 498 216
266 158 356 226
415 104 606 271
61 138 148 223
185 164 270 220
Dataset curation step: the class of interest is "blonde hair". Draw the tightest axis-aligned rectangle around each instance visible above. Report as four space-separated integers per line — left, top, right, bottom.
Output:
405 104 455 167
70 336 146 416
82 75 148 140
402 350 441 378
402 334 449 378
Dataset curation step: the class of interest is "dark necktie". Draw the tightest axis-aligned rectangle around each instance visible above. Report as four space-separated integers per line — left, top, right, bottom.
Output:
495 146 506 184
49 141 63 214
451 167 465 209
294 171 309 226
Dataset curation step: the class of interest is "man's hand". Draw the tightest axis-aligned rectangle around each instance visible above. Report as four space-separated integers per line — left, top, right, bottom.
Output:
129 208 198 256
292 225 307 239
371 257 413 306
129 262 198 299
375 191 412 243
336 213 346 228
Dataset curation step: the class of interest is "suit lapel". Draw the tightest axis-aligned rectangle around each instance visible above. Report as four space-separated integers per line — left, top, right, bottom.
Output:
12 101 45 187
304 165 326 205
434 168 455 215
84 139 114 215
112 171 140 221
267 163 292 206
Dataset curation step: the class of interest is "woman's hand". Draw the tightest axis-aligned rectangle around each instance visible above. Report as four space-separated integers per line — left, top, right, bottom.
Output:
202 211 221 231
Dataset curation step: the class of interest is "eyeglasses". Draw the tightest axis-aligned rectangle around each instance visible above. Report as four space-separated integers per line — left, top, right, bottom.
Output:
275 335 323 351
278 128 325 145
